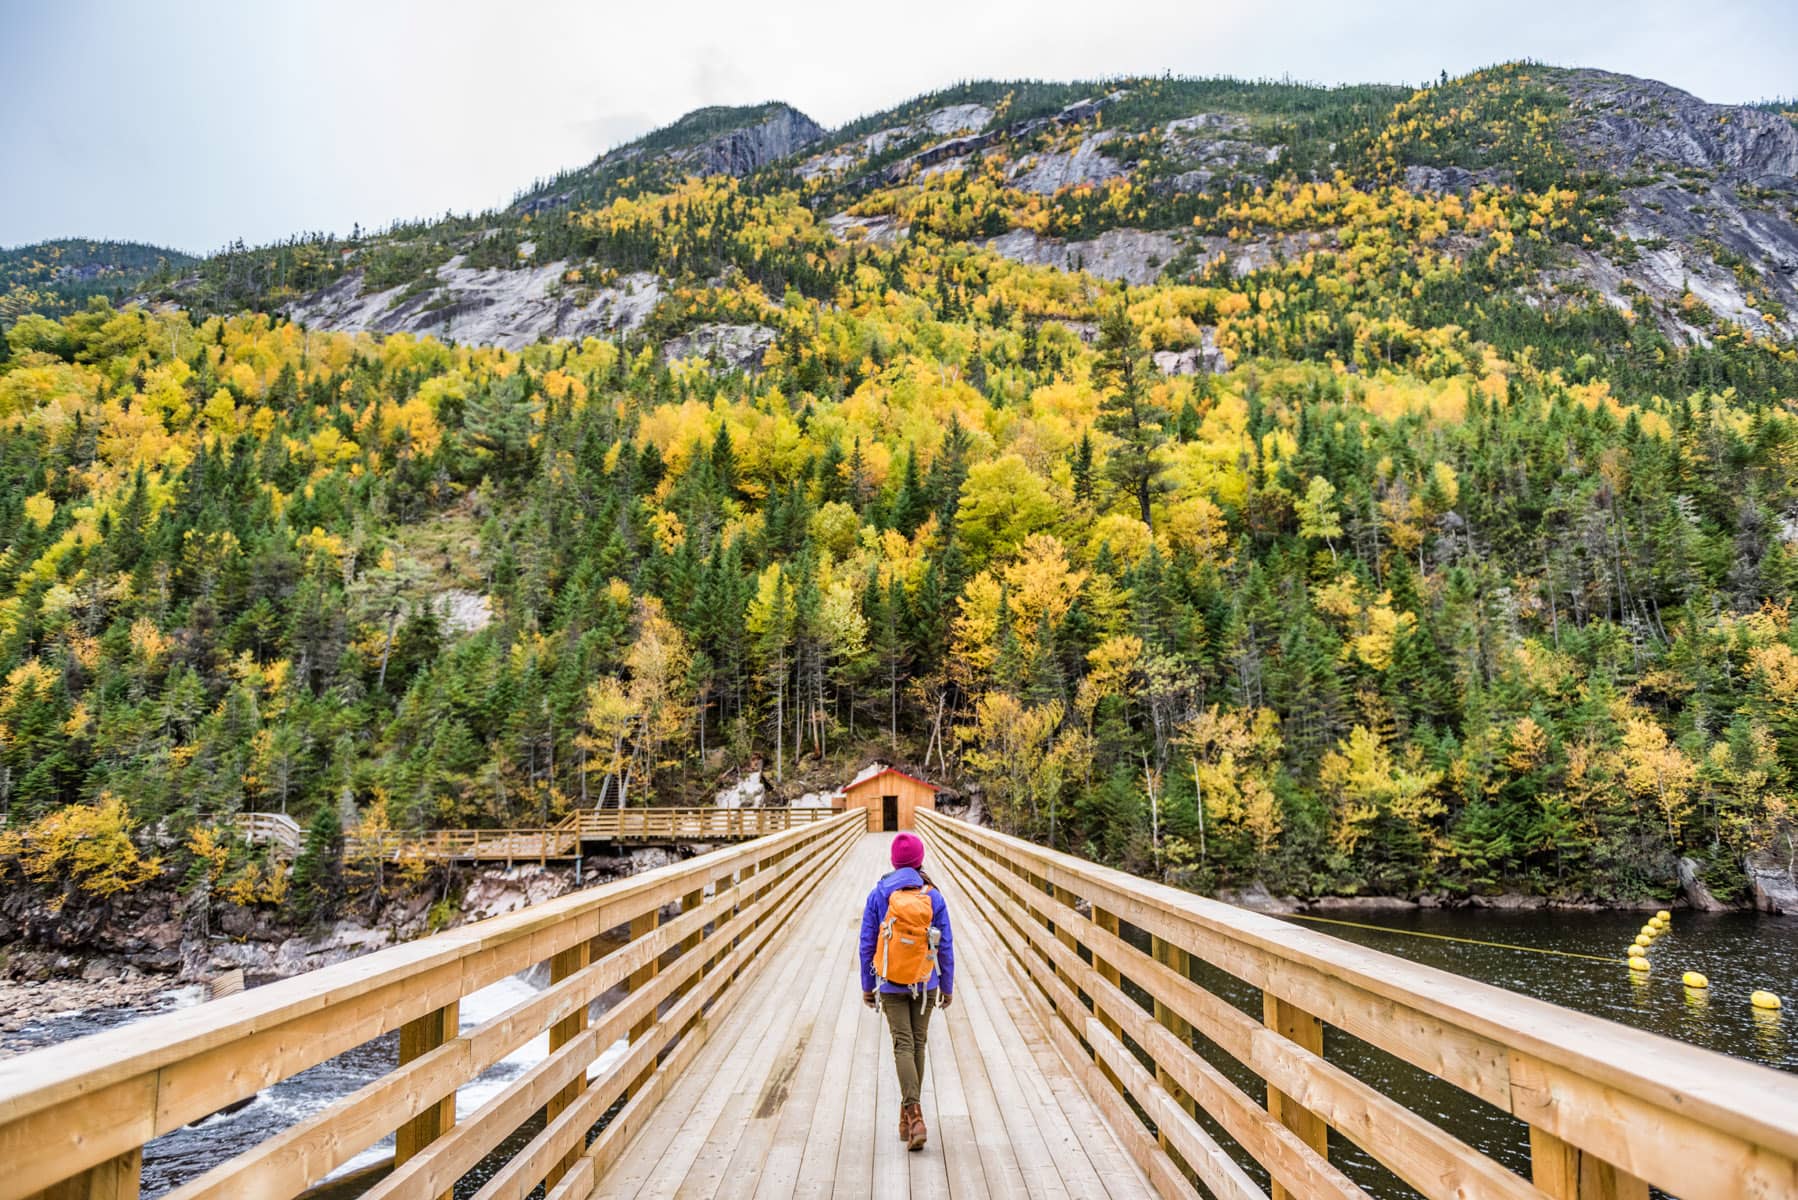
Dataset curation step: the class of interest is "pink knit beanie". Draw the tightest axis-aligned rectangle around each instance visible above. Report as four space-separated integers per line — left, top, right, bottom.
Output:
891 832 925 869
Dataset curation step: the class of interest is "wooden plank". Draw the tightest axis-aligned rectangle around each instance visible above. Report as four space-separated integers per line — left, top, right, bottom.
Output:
467 824 857 1200
919 812 1798 1184
918 987 992 1200
756 870 868 1199
951 897 1124 1200
927 819 1152 1197
564 829 855 1200
927 823 1357 1200
829 968 882 1199
577 826 856 1200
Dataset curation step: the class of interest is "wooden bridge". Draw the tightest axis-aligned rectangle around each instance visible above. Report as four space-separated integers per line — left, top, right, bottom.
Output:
340 807 838 865
5 810 1796 1200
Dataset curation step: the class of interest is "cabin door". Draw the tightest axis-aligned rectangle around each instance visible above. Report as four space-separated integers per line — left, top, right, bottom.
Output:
882 794 899 832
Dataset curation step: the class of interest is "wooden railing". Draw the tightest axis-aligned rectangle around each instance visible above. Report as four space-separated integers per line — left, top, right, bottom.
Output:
234 811 303 855
0 811 862 1200
918 810 1798 1200
344 806 838 863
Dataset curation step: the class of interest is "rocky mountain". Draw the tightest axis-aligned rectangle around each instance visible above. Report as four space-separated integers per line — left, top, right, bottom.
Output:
513 102 824 216
132 65 1798 362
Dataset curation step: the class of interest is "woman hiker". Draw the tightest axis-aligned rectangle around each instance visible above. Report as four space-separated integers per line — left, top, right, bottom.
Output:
859 830 955 1151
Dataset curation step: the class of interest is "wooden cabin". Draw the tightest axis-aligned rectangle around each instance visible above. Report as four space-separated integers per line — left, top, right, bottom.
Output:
838 765 940 832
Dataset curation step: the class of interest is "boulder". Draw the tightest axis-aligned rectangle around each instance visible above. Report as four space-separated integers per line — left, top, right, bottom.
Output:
1304 895 1417 911
1677 857 1730 912
1746 856 1798 917
1220 882 1298 914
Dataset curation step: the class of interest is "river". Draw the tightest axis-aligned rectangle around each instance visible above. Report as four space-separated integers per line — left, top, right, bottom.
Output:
6 908 1792 1198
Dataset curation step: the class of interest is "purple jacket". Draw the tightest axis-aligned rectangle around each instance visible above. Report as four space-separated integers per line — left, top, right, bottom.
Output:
859 867 955 996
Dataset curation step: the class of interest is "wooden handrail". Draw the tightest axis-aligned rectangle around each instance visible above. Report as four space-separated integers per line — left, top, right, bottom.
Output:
918 809 1798 1200
0 812 863 1200
343 806 838 862
233 812 303 855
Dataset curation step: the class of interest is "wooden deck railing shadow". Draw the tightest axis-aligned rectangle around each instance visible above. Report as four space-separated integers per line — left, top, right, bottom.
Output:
918 809 1798 1200
0 811 862 1200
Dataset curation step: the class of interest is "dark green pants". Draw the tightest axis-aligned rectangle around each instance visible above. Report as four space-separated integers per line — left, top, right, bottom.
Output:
879 990 939 1104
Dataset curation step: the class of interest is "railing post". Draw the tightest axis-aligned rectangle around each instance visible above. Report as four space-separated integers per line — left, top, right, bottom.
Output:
1263 992 1328 1200
1050 882 1079 996
1151 935 1198 1149
396 999 460 1200
35 1149 142 1200
1091 906 1126 1096
626 907 662 1098
1529 1127 1650 1200
544 941 591 1188
671 885 705 1000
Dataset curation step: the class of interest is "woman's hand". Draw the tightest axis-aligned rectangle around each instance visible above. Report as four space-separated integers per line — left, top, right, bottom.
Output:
938 990 953 1008
863 990 877 1009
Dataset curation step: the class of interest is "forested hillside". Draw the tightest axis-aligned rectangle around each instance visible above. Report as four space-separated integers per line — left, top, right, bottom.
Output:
0 239 194 324
3 63 1797 921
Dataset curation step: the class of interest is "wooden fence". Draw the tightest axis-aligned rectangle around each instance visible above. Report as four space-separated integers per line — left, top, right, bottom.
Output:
233 811 303 856
918 810 1798 1200
0 811 862 1200
345 806 839 864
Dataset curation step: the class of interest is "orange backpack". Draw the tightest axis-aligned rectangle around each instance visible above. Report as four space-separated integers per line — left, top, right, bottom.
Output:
875 884 939 992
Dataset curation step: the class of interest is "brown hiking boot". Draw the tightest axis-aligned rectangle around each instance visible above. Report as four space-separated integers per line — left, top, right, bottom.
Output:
898 1103 912 1142
906 1102 928 1151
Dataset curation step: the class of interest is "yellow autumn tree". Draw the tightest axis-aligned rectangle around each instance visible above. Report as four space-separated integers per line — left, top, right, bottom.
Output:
0 794 161 904
1319 725 1444 855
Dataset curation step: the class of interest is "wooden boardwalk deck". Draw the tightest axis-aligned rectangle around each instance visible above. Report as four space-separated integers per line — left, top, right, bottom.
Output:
593 832 1157 1200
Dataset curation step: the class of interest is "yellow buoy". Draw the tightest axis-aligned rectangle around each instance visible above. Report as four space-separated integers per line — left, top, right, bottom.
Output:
1640 924 1659 938
1627 943 1647 957
1628 957 1651 972
1656 910 1671 921
1634 934 1652 947
1650 914 1668 928
1682 971 1709 989
1752 990 1782 1010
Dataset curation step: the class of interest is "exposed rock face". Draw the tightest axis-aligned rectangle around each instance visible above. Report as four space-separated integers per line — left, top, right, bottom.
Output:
1677 857 1730 911
672 107 825 177
1564 71 1798 178
662 322 776 370
1553 70 1798 343
983 227 1182 286
1153 327 1228 375
1162 113 1281 177
823 212 908 248
714 770 767 809
1010 131 1128 194
799 104 995 182
285 262 661 350
432 589 492 634
1746 830 1798 916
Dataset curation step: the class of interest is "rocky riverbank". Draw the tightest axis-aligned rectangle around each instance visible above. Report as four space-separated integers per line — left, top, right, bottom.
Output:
0 847 680 1040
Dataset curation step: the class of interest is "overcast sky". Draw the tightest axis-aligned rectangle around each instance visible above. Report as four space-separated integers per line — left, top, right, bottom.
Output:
4 0 1794 254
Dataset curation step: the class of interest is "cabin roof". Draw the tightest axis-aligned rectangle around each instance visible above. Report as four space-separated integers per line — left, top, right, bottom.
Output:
841 765 941 794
